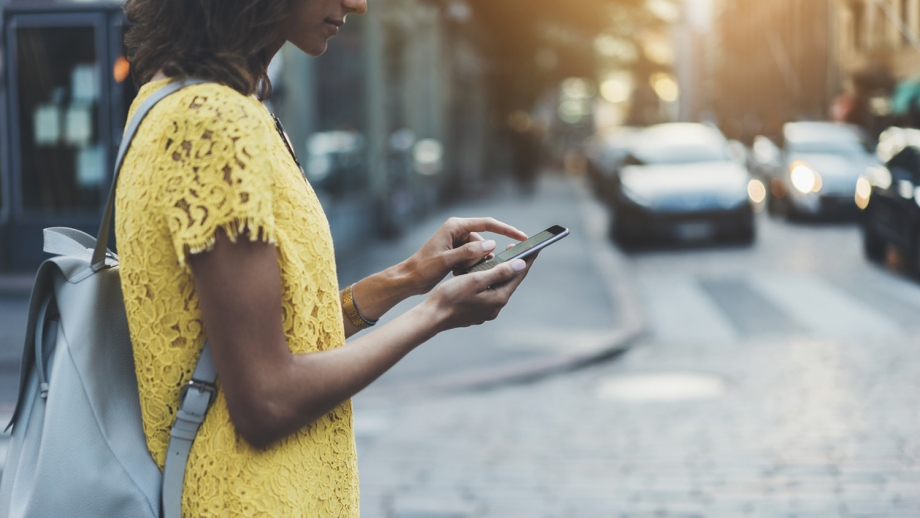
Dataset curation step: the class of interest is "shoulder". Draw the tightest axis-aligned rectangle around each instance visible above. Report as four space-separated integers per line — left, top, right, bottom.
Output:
158 82 262 130
130 80 267 138
123 79 278 192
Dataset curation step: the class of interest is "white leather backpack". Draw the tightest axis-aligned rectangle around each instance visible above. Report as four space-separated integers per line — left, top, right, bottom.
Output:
0 78 217 518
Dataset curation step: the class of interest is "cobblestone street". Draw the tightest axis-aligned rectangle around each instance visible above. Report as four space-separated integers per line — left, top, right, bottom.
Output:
355 329 920 517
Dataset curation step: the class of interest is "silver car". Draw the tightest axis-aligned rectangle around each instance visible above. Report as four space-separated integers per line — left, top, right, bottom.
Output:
767 122 878 217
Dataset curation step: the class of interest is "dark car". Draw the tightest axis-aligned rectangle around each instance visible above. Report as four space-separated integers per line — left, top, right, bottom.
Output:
605 123 757 246
765 122 878 218
859 127 920 272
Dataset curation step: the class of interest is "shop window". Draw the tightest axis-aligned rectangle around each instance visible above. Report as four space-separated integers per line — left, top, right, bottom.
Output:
15 25 105 214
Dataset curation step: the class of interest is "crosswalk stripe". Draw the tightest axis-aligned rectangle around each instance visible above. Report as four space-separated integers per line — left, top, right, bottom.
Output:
749 272 900 338
639 275 737 343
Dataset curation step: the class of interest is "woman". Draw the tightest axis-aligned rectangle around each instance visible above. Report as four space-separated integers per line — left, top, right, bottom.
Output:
118 0 536 514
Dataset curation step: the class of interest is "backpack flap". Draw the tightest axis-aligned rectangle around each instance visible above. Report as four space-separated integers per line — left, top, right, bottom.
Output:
6 228 116 431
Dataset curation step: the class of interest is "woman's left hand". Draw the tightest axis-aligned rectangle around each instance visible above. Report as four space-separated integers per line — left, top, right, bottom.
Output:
404 217 528 295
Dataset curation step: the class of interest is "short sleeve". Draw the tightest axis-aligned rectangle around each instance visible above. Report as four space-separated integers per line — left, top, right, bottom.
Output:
153 88 278 267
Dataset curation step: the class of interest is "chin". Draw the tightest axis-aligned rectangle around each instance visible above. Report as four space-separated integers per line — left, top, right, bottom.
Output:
304 39 330 57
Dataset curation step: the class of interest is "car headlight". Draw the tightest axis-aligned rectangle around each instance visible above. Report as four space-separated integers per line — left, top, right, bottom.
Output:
620 185 651 207
855 176 871 210
789 161 823 194
747 179 766 203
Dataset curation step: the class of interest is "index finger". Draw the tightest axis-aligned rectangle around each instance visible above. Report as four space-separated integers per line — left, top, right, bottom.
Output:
449 217 528 242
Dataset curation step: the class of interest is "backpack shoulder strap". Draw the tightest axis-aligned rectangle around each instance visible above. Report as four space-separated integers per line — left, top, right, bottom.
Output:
163 344 217 518
91 77 209 271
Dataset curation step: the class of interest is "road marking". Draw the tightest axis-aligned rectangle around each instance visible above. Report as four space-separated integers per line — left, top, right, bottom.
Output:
639 275 737 343
750 272 900 338
700 278 804 336
596 372 726 402
495 327 624 354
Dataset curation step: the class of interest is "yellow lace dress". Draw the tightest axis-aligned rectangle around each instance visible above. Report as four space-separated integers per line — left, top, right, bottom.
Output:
115 79 359 516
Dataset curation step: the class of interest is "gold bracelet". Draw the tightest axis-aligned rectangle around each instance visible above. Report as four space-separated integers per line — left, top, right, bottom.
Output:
342 283 378 330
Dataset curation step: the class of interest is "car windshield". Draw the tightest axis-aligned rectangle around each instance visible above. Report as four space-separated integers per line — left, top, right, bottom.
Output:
789 139 869 155
631 143 729 165
627 124 730 165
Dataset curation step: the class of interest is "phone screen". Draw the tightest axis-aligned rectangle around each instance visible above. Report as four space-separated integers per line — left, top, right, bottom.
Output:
463 225 568 274
494 226 563 262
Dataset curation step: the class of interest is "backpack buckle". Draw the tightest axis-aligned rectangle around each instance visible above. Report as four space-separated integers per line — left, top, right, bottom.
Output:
179 379 217 413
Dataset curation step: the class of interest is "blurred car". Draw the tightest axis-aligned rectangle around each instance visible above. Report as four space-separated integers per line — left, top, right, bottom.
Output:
858 127 920 270
765 122 878 218
606 123 758 246
304 130 366 197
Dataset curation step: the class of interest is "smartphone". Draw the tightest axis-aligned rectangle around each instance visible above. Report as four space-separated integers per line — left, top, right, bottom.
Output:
464 225 569 274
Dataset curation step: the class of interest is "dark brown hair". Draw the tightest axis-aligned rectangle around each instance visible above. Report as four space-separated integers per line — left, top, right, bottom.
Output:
123 0 291 100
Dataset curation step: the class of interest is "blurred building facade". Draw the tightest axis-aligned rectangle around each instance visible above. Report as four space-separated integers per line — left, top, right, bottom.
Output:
709 0 838 143
0 0 492 270
834 0 920 130
702 0 920 141
836 0 920 85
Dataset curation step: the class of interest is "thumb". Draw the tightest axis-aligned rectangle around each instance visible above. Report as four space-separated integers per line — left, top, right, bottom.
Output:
473 259 526 289
446 239 496 266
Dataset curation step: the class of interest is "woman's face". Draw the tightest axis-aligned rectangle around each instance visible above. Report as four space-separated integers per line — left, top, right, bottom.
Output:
283 0 367 56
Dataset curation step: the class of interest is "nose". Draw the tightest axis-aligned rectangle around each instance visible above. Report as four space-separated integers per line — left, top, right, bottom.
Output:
343 0 367 15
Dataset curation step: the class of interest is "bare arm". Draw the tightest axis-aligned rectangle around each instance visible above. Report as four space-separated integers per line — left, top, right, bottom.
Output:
189 229 532 448
340 217 528 338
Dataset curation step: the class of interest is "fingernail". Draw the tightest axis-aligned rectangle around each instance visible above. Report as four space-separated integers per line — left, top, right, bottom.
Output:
481 240 496 252
511 259 526 272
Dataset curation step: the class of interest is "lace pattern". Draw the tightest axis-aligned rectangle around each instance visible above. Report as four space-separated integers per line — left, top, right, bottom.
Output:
115 80 359 516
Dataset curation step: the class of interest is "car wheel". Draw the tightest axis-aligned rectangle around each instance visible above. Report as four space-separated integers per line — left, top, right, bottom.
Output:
908 228 920 277
863 227 886 263
862 208 886 262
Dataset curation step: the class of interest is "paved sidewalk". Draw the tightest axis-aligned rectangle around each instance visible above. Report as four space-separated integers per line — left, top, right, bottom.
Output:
338 174 639 394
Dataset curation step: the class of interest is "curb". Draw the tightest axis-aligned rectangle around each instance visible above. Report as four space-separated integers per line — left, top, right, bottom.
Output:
363 177 645 398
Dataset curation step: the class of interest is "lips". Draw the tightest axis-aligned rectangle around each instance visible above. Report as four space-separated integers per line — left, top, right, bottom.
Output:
324 17 344 35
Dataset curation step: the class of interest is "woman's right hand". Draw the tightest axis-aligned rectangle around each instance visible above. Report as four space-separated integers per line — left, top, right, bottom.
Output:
424 256 534 331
